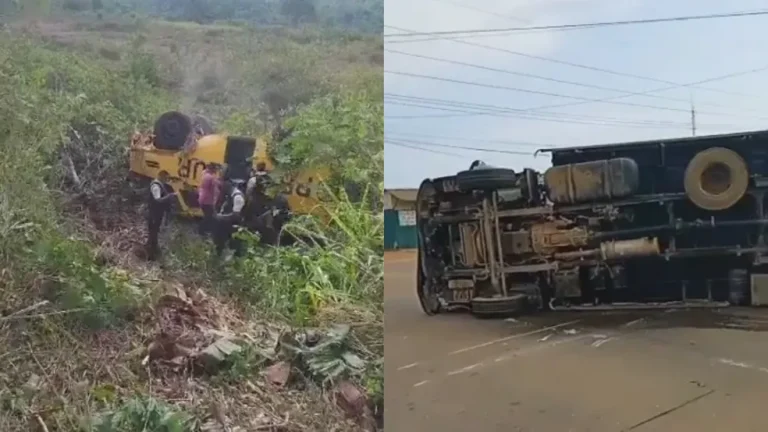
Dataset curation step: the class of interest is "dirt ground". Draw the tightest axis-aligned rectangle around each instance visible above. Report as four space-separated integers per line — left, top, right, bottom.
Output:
385 251 768 431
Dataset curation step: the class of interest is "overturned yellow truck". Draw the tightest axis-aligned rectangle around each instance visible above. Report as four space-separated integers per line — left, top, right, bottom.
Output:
128 111 327 220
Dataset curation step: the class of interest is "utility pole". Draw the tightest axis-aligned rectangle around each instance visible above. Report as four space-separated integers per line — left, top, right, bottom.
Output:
690 94 697 136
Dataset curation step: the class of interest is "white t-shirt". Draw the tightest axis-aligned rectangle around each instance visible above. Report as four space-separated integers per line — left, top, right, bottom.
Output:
150 182 163 200
232 192 245 213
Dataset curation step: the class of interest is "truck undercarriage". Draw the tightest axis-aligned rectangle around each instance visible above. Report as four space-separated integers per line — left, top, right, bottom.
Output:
416 129 768 317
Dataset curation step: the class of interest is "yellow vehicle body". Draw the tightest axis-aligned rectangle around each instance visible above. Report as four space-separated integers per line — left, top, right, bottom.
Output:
129 132 329 218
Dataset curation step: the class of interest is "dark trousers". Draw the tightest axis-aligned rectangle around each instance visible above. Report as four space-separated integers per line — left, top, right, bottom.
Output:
146 211 164 261
199 204 215 236
213 222 244 257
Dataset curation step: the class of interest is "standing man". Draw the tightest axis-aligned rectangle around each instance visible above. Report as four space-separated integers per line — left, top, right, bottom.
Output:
246 161 271 196
214 179 247 258
198 163 220 237
146 170 176 261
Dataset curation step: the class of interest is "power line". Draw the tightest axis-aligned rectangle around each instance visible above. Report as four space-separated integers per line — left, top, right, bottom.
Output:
384 70 768 121
384 10 768 39
385 94 745 129
386 140 466 158
386 131 550 148
385 49 768 116
388 137 536 155
384 25 761 100
425 0 531 24
385 97 715 129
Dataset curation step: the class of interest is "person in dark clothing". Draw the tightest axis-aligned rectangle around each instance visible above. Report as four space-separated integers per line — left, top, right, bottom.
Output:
214 179 246 258
197 163 220 237
146 170 176 261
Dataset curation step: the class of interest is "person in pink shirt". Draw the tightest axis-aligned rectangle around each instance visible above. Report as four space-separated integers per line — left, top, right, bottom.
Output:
198 163 220 236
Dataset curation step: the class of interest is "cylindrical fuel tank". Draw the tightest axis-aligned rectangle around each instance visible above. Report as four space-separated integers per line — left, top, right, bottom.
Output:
544 158 639 204
600 237 659 260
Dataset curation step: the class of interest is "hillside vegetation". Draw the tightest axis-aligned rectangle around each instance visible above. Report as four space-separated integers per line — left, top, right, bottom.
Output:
1 0 382 33
0 5 382 432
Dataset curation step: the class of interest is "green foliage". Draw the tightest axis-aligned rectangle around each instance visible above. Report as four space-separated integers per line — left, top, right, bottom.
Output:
282 324 366 384
214 345 270 385
0 36 172 321
128 50 161 86
226 184 383 325
31 236 147 328
278 89 383 188
363 359 383 410
92 396 198 432
64 0 383 33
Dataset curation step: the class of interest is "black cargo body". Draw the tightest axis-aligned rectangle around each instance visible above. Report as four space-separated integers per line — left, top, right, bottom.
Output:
539 129 768 196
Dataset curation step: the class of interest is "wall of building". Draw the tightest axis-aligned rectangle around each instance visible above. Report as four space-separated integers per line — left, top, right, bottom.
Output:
384 189 418 250
384 209 417 249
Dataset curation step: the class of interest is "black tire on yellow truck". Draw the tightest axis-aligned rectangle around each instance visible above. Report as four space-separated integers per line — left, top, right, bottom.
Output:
153 111 193 151
684 147 749 211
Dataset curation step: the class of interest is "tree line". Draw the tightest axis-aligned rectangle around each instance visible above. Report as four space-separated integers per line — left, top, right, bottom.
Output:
0 0 382 34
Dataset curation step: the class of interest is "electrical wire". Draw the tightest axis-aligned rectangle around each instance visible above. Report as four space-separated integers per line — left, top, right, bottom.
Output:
385 98 706 129
385 94 746 130
388 137 536 155
386 140 466 158
385 70 768 121
387 93 689 125
384 25 761 100
386 131 550 148
384 10 768 39
385 49 768 115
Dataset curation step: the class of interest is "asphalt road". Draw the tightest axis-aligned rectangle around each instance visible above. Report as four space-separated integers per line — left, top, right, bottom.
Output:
385 251 768 432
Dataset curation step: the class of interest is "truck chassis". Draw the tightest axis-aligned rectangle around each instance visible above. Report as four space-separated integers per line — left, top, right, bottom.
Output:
416 129 768 317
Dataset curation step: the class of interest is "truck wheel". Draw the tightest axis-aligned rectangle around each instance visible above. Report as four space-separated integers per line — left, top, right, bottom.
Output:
728 268 750 306
153 111 192 151
417 250 442 315
456 168 517 191
684 147 748 211
470 294 528 318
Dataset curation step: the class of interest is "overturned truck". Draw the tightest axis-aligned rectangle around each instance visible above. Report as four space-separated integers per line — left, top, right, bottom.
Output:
416 129 768 317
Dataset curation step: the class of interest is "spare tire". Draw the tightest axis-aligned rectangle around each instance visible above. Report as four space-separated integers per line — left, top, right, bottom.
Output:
456 168 517 191
153 111 192 150
684 147 748 211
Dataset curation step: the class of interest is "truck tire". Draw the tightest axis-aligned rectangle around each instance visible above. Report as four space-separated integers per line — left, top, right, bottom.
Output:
416 250 442 315
153 111 192 151
684 147 748 211
456 168 517 191
728 268 749 306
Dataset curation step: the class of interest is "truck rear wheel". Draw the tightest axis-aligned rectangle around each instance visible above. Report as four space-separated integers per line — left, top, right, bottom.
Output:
456 168 517 191
684 147 748 211
153 111 192 151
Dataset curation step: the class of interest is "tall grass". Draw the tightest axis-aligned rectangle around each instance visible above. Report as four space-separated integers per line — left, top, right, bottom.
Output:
226 183 383 326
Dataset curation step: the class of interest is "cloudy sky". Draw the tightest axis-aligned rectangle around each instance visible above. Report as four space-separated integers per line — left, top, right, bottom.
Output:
384 0 768 188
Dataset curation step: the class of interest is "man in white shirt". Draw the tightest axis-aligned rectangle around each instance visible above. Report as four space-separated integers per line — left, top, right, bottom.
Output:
146 170 176 261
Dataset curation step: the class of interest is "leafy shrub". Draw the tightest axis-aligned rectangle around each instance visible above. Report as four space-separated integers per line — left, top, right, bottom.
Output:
31 236 148 328
91 396 198 432
277 89 383 189
226 184 383 325
0 36 172 320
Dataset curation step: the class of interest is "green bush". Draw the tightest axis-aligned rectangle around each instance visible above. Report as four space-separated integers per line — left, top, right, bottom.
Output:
227 183 383 325
0 36 172 320
91 396 198 432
